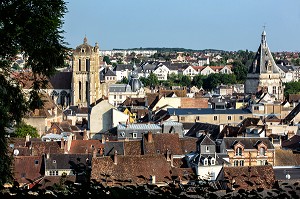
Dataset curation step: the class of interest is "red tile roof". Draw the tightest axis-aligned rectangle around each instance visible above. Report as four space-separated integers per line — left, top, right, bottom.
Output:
69 140 104 154
91 154 172 185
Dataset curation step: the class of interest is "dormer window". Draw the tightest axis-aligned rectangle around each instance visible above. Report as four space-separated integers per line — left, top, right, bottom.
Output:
235 147 242 156
260 147 266 156
211 158 215 165
81 48 85 53
203 158 208 166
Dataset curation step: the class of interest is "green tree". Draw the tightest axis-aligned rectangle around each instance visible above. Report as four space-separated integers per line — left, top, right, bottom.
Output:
232 61 248 83
180 75 191 87
0 0 67 185
284 81 300 99
148 72 159 88
192 74 205 88
103 56 111 65
14 122 39 138
120 77 128 84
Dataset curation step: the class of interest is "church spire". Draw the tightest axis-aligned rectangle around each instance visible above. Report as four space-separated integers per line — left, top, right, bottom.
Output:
84 35 88 44
261 26 267 47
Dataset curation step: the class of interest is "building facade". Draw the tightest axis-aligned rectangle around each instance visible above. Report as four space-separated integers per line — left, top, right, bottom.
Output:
245 31 284 101
72 37 102 106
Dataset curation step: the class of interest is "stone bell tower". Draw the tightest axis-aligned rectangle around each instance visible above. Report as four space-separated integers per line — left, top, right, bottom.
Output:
244 30 284 101
72 36 102 106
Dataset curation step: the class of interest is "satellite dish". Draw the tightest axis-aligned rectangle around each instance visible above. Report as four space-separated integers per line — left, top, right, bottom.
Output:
13 149 19 156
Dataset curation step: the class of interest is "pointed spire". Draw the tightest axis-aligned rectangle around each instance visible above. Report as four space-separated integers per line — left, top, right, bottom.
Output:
84 35 88 44
261 27 267 46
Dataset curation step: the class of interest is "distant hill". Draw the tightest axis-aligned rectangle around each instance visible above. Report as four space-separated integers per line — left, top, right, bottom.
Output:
112 47 225 53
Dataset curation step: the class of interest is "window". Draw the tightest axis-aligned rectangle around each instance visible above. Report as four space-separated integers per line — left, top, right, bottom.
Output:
206 146 209 153
228 116 232 121
196 116 200 121
114 95 116 99
257 160 267 165
79 81 82 100
239 116 244 120
35 160 39 165
53 160 56 164
254 106 259 110
211 158 215 165
272 86 276 94
156 150 160 154
181 117 185 121
214 116 218 121
235 147 242 156
119 95 122 99
234 160 239 166
132 133 137 138
260 147 266 156
203 158 208 166
240 160 244 166
78 59 81 71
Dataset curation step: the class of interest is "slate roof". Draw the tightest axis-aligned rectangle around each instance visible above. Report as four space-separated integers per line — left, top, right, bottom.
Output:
282 135 300 151
109 84 132 92
13 156 43 184
222 165 275 190
124 140 142 155
222 137 275 150
104 141 125 156
167 108 252 115
49 72 72 89
91 154 172 185
113 64 133 72
185 122 220 141
45 154 90 170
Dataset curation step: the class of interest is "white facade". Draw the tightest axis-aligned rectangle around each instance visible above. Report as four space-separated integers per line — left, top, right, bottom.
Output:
153 65 170 81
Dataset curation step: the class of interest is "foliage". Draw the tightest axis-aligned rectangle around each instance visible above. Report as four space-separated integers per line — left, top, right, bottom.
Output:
120 77 128 84
0 0 67 185
103 56 111 65
232 61 248 83
14 122 39 138
284 81 300 99
140 73 159 88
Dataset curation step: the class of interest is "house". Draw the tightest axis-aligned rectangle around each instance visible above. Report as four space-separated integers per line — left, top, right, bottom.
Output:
185 135 228 181
167 108 252 126
113 64 133 81
13 156 43 187
89 99 128 138
182 65 198 79
220 137 275 166
277 64 294 83
116 123 162 140
153 64 170 81
185 122 220 141
44 153 91 177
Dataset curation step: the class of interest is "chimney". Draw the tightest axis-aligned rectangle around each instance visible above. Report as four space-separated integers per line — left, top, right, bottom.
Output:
101 135 105 143
99 147 104 156
46 153 50 159
166 149 171 161
25 135 30 143
170 154 174 167
114 150 118 165
147 131 153 143
60 138 64 150
93 148 97 158
83 129 88 140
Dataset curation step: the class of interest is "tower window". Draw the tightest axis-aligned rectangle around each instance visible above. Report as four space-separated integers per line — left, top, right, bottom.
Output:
79 59 81 71
79 81 82 100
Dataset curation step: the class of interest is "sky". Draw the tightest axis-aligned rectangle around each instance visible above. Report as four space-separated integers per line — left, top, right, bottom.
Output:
63 0 300 52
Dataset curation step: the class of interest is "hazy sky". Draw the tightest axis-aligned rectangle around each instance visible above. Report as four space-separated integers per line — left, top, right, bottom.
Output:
63 0 300 52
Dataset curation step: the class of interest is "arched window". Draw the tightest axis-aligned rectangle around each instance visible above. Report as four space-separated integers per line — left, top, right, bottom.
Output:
86 81 89 102
79 81 82 100
211 158 215 165
86 59 90 71
260 147 266 156
235 147 242 156
78 59 81 71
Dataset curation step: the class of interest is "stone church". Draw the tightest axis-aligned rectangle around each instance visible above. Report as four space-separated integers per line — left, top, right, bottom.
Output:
72 37 103 107
245 30 284 101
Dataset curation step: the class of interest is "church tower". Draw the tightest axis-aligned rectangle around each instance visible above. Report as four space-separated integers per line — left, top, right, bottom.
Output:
244 30 284 101
72 37 102 106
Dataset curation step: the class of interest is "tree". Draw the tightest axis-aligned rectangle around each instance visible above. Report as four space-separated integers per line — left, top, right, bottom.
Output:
232 61 248 83
180 75 191 87
0 0 67 185
120 77 128 84
14 122 39 138
103 56 111 65
284 81 300 99
148 72 159 88
192 74 205 89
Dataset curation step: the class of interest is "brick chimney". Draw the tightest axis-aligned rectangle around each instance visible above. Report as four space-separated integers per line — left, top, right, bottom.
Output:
99 147 104 156
170 154 174 167
93 148 97 158
83 129 88 140
60 138 64 150
147 131 153 143
114 150 118 165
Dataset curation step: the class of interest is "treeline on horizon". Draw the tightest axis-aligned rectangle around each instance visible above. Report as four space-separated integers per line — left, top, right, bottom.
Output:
112 47 226 53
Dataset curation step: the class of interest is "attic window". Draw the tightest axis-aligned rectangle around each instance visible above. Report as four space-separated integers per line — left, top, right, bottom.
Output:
157 150 160 154
132 133 137 138
205 146 209 153
53 160 56 164
211 158 215 165
81 48 85 53
235 147 242 156
260 147 266 156
35 160 39 165
203 158 208 166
